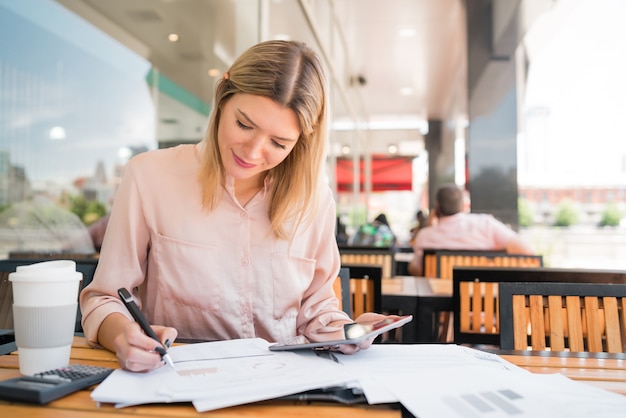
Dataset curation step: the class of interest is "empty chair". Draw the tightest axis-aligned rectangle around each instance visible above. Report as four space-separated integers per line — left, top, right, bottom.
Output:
451 266 626 347
425 250 543 343
499 281 626 353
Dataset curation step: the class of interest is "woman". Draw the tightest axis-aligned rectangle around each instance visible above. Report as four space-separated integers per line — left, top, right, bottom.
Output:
80 40 390 372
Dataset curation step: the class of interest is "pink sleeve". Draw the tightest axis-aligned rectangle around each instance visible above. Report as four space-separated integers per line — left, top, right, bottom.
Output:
296 189 352 342
79 159 151 347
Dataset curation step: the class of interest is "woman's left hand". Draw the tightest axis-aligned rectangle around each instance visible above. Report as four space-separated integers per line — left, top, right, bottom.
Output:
335 312 404 354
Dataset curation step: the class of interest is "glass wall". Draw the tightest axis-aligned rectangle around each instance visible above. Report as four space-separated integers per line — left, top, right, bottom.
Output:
0 0 158 256
0 0 372 258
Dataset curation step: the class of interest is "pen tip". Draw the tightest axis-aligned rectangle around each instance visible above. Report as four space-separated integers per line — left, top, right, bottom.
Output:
163 354 175 370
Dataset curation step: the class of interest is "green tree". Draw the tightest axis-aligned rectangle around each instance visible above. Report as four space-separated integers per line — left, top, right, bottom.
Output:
599 202 623 227
69 195 107 225
554 198 579 227
518 198 534 227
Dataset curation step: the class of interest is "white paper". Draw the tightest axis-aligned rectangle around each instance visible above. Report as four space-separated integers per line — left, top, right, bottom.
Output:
91 338 352 412
91 340 626 416
385 366 626 418
335 344 527 404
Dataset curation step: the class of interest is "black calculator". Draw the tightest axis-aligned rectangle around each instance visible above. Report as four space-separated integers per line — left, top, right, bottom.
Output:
0 364 114 404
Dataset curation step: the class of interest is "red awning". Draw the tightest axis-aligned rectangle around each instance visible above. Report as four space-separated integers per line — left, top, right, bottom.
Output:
336 156 413 192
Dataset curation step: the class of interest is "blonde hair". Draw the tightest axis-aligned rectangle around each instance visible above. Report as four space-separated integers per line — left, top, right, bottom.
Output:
198 40 329 240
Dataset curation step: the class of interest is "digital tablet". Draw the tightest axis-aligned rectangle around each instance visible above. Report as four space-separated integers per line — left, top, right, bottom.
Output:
268 315 413 351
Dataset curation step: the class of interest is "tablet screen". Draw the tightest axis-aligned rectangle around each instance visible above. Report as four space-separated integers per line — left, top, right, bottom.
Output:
268 315 412 351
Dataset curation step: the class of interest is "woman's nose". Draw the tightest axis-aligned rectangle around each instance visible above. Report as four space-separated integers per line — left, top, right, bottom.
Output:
243 135 264 158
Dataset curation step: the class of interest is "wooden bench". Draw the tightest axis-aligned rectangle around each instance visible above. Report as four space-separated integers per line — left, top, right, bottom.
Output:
499 281 626 353
452 266 626 346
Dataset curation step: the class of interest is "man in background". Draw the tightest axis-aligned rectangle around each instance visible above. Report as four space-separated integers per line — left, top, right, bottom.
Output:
408 183 535 276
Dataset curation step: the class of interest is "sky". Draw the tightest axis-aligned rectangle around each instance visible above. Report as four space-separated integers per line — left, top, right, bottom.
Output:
0 0 155 189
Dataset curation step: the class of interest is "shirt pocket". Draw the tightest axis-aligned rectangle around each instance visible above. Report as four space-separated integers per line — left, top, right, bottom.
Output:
271 253 315 319
153 233 222 313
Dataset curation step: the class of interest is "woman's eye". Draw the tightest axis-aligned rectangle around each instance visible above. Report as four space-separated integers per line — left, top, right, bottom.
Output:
236 120 252 130
272 140 287 150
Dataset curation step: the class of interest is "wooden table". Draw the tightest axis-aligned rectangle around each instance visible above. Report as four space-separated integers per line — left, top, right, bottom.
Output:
497 350 626 396
1 338 625 417
382 276 453 343
0 337 403 417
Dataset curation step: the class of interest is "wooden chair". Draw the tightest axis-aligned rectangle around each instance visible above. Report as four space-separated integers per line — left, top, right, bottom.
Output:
422 249 543 279
339 246 395 279
422 250 543 342
453 266 626 347
0 258 98 333
499 281 626 353
339 264 382 319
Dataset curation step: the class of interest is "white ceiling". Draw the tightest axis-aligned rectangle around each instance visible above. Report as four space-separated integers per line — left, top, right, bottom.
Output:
56 0 467 154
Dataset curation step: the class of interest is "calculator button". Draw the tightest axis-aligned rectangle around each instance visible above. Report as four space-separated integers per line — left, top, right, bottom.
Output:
39 374 71 383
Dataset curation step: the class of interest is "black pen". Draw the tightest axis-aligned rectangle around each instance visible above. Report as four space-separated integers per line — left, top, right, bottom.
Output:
117 287 175 369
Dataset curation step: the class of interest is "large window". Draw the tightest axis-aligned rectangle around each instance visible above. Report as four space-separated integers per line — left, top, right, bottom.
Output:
0 1 159 256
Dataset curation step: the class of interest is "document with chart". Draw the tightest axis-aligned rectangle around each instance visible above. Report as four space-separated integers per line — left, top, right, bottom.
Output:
90 338 353 412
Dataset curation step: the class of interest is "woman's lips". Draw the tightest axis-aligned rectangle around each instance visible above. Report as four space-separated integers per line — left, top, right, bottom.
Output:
232 151 256 168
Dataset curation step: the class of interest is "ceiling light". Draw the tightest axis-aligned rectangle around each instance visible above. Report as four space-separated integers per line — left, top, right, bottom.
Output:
341 145 351 155
168 33 179 42
387 144 398 154
207 68 221 77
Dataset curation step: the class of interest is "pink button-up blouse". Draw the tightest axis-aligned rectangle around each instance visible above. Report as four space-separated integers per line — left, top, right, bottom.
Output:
79 143 350 347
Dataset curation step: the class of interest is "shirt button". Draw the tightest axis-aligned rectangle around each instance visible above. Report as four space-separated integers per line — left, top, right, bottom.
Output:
241 258 249 266
240 212 248 219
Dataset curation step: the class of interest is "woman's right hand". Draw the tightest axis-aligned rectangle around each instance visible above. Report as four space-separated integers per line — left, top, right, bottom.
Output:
114 322 177 372
99 313 178 373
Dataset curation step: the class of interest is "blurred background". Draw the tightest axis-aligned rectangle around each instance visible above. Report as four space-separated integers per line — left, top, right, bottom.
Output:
1 0 625 268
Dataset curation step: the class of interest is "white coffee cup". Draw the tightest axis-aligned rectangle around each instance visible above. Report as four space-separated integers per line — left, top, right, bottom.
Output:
9 260 82 375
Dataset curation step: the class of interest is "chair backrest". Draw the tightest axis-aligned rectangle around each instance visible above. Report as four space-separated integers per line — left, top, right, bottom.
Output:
339 246 395 279
499 281 626 353
333 267 352 317
393 246 414 276
340 264 383 319
0 258 98 333
422 249 543 279
452 266 626 346
0 269 13 330
8 251 99 260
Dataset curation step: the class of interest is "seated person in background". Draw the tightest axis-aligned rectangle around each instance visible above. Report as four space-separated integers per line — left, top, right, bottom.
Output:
349 213 395 247
409 209 428 245
407 183 535 276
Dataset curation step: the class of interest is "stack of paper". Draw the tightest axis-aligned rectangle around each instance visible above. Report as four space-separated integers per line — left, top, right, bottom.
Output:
334 344 626 418
91 338 353 412
92 339 626 417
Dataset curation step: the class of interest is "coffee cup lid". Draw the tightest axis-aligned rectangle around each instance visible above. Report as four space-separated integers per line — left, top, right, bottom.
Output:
9 260 81 282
